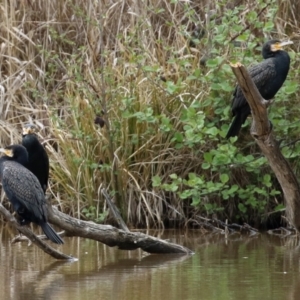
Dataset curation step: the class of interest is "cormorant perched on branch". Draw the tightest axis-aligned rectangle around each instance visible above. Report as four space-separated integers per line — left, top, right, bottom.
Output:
226 40 293 139
22 124 49 194
0 145 63 244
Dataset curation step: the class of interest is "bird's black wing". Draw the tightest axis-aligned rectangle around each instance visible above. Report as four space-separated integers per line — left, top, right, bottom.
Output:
231 59 276 112
248 59 277 92
2 161 46 222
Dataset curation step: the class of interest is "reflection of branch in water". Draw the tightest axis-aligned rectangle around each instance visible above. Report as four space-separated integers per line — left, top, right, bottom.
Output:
101 253 191 273
186 215 259 236
59 252 191 298
11 260 76 300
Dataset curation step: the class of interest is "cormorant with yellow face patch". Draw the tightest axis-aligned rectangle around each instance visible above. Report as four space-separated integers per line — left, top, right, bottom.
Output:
226 40 293 139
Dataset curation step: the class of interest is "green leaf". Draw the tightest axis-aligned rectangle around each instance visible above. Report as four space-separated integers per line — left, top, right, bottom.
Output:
264 21 274 31
206 58 220 68
238 203 247 213
284 81 298 95
263 174 272 187
166 81 178 94
247 11 257 21
201 162 211 170
173 132 183 142
211 83 220 90
228 185 239 194
203 152 212 163
219 81 232 92
220 173 229 184
152 175 161 187
205 127 219 136
274 204 285 211
191 196 201 206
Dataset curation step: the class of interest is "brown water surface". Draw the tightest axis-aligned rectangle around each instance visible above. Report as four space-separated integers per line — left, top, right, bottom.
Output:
1 225 299 300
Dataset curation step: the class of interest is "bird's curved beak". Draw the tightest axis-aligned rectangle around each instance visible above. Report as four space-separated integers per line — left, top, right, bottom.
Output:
272 40 293 51
279 40 293 47
0 148 13 157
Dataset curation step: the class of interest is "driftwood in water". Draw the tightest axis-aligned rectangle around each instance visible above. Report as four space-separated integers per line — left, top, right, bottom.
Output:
230 62 300 232
47 204 193 254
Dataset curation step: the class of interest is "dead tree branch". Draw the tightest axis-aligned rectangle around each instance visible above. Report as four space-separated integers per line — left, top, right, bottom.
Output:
101 188 130 232
47 205 193 254
230 62 300 231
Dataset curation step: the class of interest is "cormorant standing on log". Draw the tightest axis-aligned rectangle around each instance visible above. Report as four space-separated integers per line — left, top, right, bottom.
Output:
0 145 63 244
22 124 49 194
226 40 293 139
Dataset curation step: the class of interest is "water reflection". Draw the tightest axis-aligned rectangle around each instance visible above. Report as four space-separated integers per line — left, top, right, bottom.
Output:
1 224 300 300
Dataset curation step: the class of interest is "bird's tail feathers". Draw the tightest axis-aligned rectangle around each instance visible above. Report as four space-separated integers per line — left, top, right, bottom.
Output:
226 113 247 139
41 222 64 244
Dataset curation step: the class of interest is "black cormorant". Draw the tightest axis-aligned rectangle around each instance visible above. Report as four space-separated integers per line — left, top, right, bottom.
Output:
226 40 293 139
0 145 63 244
22 124 49 194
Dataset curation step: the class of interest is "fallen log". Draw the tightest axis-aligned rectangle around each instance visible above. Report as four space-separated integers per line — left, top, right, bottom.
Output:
47 205 193 254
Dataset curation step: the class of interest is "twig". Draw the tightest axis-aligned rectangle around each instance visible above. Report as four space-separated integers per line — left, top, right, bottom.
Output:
229 4 270 43
101 188 130 232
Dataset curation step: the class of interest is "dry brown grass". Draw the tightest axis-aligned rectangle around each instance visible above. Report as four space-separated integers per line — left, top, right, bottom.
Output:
0 0 299 228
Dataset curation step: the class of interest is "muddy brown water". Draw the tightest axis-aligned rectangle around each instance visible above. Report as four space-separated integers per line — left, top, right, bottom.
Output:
1 226 299 300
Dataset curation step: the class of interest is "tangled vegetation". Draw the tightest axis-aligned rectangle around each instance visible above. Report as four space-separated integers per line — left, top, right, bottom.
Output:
0 0 299 228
